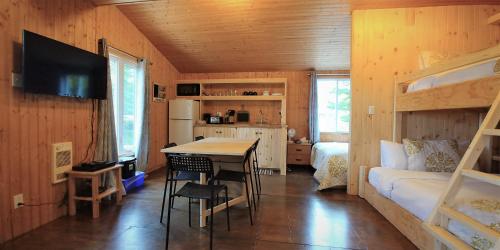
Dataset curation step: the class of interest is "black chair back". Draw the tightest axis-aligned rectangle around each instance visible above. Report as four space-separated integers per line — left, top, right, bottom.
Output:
168 155 214 177
195 136 205 141
163 143 178 159
251 138 260 151
242 147 253 164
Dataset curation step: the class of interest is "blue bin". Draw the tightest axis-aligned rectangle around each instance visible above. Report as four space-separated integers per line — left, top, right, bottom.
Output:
122 171 145 193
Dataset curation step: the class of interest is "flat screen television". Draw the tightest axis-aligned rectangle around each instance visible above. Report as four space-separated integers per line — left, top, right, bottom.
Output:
22 30 107 99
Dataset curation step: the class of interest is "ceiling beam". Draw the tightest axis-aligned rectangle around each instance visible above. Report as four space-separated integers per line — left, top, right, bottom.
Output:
92 0 164 6
351 0 500 10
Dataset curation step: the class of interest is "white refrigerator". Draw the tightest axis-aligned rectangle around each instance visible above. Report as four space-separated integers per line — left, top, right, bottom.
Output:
168 99 200 145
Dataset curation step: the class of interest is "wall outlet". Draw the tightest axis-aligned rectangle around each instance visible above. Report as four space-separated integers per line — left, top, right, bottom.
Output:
11 72 23 88
368 105 376 115
13 193 24 209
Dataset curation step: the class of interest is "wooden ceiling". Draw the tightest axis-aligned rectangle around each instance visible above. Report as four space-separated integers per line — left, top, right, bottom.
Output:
111 0 351 73
351 0 500 10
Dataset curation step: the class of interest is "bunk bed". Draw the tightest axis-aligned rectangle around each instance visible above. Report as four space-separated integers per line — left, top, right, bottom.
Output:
395 45 500 112
360 44 500 250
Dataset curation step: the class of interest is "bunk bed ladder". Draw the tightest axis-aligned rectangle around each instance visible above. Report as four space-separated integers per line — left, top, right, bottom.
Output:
424 90 500 250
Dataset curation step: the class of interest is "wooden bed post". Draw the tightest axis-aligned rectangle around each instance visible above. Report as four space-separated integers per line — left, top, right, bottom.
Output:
393 77 407 143
392 76 398 142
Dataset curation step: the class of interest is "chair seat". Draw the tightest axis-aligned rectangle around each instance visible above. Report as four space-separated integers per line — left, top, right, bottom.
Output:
173 171 200 181
214 170 247 183
174 182 226 200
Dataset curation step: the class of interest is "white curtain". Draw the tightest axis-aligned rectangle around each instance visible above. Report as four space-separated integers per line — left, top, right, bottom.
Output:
95 38 121 194
309 72 320 144
94 38 119 163
135 59 150 172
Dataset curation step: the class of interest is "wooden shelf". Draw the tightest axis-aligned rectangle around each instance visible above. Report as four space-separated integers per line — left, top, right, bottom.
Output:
74 187 118 201
176 95 285 101
177 78 287 85
176 77 288 125
175 96 202 100
488 13 500 25
202 95 284 101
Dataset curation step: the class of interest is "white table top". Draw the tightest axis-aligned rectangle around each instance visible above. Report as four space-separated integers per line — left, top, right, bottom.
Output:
160 137 257 156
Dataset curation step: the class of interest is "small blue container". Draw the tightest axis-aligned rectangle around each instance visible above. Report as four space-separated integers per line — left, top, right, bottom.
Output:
122 171 145 193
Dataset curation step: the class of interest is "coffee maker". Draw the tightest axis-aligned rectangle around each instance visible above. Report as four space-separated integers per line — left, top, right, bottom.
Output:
225 110 236 124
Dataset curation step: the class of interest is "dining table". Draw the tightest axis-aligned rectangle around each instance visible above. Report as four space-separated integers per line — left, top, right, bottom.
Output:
160 137 257 227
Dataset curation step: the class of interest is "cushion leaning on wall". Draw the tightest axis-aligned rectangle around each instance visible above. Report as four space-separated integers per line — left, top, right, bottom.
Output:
380 140 408 170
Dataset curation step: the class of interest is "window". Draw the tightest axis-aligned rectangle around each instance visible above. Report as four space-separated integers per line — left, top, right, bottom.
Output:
317 77 351 133
109 50 140 156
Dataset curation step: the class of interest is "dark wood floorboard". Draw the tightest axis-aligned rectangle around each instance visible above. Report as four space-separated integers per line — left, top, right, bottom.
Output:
1 167 417 250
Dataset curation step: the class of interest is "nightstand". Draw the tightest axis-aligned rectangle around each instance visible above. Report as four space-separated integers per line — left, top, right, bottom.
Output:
287 142 312 166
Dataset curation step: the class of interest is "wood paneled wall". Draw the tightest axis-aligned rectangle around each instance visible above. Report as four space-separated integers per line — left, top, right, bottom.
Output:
0 0 179 243
349 5 500 194
179 72 310 139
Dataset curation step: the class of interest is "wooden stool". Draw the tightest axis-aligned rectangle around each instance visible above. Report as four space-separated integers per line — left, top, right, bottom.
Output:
68 165 123 219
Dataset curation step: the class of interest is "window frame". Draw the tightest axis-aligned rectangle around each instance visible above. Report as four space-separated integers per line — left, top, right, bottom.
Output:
316 75 351 141
109 48 140 157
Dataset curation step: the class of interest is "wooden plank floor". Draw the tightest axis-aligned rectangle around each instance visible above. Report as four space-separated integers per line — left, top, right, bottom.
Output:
1 167 416 250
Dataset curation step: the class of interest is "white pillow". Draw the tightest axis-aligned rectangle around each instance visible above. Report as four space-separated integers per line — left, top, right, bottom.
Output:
380 140 408 170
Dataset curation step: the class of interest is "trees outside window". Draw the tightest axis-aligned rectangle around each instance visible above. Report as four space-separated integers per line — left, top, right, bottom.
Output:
317 77 351 133
109 52 139 156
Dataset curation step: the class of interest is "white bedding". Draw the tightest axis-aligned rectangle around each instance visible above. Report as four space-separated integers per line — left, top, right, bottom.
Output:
310 142 349 190
368 167 499 249
407 58 499 93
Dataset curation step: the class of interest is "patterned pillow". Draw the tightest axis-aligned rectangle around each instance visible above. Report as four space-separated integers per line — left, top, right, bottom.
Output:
402 139 461 172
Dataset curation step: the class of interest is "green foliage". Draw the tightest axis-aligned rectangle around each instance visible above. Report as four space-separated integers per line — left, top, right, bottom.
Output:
322 80 351 132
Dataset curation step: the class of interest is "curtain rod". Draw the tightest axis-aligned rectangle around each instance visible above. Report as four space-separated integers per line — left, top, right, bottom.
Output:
108 45 154 65
308 73 350 76
108 45 142 61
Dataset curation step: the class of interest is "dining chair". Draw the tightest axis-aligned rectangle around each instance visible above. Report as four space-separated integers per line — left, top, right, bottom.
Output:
165 155 230 250
160 143 200 223
251 139 262 198
213 148 255 224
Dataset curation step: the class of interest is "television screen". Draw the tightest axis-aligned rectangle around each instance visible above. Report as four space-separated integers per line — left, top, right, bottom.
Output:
22 30 107 99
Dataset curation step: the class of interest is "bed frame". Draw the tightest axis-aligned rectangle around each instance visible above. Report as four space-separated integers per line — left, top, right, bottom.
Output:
359 166 434 250
359 45 500 249
393 44 500 172
395 44 500 112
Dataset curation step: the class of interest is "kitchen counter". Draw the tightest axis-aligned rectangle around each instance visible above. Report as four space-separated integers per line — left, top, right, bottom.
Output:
195 123 287 129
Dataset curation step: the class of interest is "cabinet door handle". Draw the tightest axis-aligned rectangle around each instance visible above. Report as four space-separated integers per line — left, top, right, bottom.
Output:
296 149 302 152
295 159 302 161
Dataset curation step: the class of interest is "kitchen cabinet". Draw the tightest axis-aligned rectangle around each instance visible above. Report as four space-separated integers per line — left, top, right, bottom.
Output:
236 128 272 168
199 126 236 138
194 126 204 139
194 125 287 174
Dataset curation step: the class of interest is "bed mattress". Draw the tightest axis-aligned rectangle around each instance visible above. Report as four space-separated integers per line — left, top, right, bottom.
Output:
407 58 499 93
368 167 499 249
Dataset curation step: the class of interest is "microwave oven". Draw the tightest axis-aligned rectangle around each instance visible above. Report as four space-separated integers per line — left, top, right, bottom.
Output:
177 83 200 96
209 116 223 124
